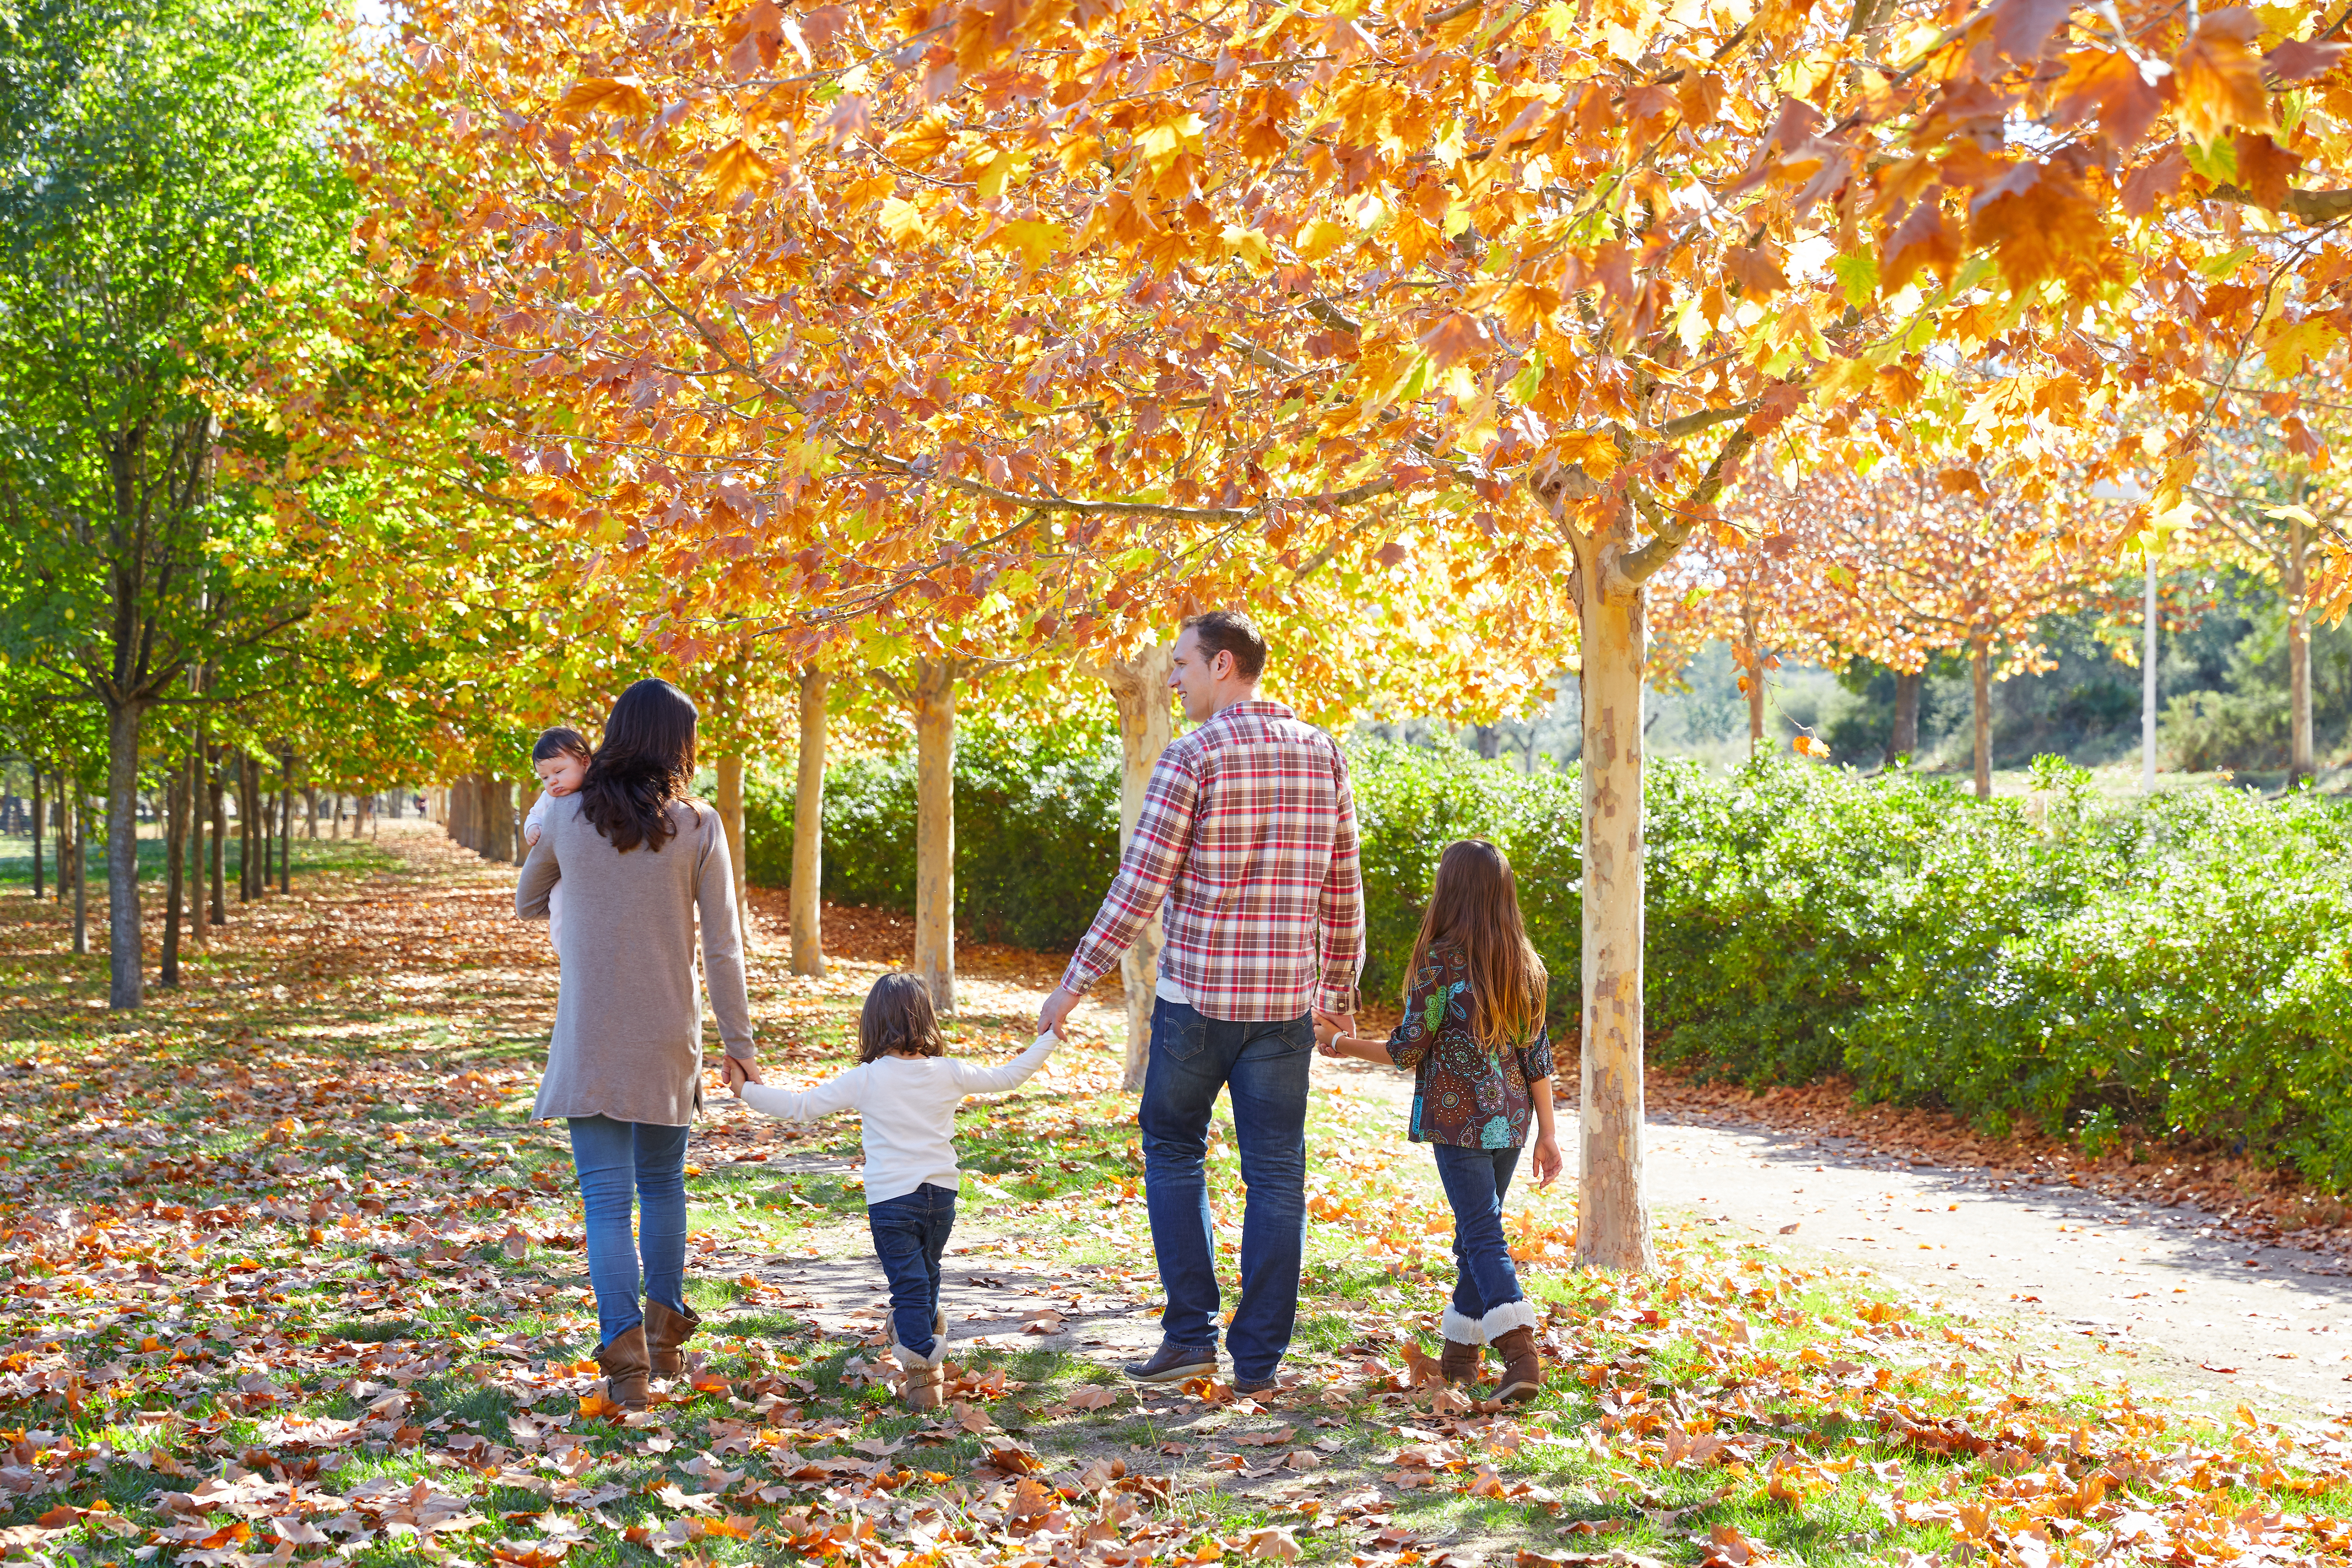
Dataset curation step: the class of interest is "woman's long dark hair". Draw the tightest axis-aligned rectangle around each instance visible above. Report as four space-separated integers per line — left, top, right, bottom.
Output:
1409 839 1547 1046
578 680 698 853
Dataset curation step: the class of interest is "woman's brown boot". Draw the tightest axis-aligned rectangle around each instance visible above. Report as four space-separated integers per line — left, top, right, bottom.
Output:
1490 1326 1543 1404
596 1325 651 1410
644 1299 702 1377
1440 1339 1484 1385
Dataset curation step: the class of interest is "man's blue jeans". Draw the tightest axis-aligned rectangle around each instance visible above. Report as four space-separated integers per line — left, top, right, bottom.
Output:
1431 1142 1527 1324
868 1183 957 1358
568 1115 690 1346
1139 999 1313 1382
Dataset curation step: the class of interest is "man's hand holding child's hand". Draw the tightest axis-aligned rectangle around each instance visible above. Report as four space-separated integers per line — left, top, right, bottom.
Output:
722 1055 763 1095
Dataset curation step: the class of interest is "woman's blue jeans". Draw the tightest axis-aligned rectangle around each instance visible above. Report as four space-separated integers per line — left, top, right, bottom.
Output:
1431 1142 1526 1320
568 1115 690 1346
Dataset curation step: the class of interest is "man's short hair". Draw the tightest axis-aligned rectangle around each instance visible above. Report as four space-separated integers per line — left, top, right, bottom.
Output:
1181 609 1268 680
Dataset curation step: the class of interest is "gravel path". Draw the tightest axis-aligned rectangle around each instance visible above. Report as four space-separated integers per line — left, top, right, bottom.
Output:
1322 1055 2352 1419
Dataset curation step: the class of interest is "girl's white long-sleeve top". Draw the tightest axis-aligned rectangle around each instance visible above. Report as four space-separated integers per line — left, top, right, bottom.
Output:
737 1034 1058 1204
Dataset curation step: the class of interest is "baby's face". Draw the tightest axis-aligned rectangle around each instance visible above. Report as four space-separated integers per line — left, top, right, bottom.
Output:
535 752 587 796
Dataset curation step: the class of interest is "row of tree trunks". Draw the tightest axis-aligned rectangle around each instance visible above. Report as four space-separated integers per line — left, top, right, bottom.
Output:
444 773 522 863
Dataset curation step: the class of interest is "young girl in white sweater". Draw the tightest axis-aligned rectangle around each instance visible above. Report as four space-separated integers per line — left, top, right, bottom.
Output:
732 972 1056 1407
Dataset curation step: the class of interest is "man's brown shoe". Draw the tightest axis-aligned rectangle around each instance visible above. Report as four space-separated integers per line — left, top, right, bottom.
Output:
596 1325 651 1410
645 1299 702 1377
1491 1326 1543 1404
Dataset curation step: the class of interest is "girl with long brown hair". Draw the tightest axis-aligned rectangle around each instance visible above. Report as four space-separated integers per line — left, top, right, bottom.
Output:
1315 838 1560 1402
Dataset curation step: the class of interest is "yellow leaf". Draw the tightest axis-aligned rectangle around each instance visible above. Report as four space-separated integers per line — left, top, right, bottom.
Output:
2174 12 2273 144
989 219 1068 272
555 76 655 119
704 139 771 201
1556 430 1619 482
879 196 930 246
976 148 1015 200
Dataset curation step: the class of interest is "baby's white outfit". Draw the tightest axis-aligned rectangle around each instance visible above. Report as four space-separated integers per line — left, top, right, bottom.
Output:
738 1034 1058 1203
523 791 564 953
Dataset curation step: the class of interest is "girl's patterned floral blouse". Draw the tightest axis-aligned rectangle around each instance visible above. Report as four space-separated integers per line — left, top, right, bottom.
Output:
1384 942 1554 1149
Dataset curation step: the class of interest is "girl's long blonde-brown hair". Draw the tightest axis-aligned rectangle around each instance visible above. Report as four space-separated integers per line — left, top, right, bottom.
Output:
1407 839 1548 1046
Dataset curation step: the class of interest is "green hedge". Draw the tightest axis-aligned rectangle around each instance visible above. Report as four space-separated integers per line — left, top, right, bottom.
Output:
744 722 1121 951
751 731 2352 1189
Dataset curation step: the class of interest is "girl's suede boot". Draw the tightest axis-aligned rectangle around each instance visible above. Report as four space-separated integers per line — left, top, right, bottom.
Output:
1490 1327 1543 1403
1439 1308 1485 1384
889 1325 947 1411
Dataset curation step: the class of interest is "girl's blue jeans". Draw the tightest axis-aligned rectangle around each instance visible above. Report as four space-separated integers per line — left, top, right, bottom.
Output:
1431 1142 1527 1320
568 1115 690 1346
868 1183 958 1358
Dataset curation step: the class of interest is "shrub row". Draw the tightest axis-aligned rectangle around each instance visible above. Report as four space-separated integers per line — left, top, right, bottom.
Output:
748 732 2352 1189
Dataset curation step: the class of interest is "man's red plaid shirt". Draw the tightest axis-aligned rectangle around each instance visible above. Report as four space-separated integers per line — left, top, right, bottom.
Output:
1059 700 1363 1022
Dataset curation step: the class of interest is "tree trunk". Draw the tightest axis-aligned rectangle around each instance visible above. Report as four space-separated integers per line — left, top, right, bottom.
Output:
716 753 750 944
162 769 187 987
208 753 227 922
1739 609 1766 758
792 667 831 977
1565 518 1655 1275
238 753 258 900
1970 639 1993 801
2288 515 2314 786
305 785 319 839
1101 643 1174 1089
29 770 41 901
72 790 88 955
1886 667 1923 767
912 657 957 1015
105 701 146 1007
188 737 208 949
277 766 292 892
1470 723 1502 760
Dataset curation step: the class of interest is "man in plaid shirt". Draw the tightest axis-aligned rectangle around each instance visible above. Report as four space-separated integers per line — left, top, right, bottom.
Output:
1038 610 1363 1392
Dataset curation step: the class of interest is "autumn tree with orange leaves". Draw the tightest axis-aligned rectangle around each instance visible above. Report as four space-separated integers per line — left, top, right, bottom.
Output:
334 0 2352 1268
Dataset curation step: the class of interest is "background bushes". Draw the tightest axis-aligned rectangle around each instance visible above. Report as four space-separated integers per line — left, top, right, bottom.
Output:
749 729 2352 1189
744 719 1120 951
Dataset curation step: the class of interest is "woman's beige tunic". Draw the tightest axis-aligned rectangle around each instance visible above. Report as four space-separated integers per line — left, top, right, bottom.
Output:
518 795 755 1125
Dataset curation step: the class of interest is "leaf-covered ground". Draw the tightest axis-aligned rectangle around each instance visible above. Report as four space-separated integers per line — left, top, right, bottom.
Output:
5 825 2350 1568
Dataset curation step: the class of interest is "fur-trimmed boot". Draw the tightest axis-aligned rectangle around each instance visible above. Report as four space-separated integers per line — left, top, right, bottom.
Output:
644 1298 702 1378
1439 1307 1485 1385
1483 1300 1543 1404
889 1324 946 1411
596 1324 651 1411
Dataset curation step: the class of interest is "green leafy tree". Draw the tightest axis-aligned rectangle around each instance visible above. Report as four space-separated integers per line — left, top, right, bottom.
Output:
0 0 350 1005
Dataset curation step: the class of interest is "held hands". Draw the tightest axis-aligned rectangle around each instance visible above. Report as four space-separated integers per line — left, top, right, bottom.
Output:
722 1055 764 1096
1036 985 1080 1040
1531 1133 1564 1190
1312 1011 1364 1058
